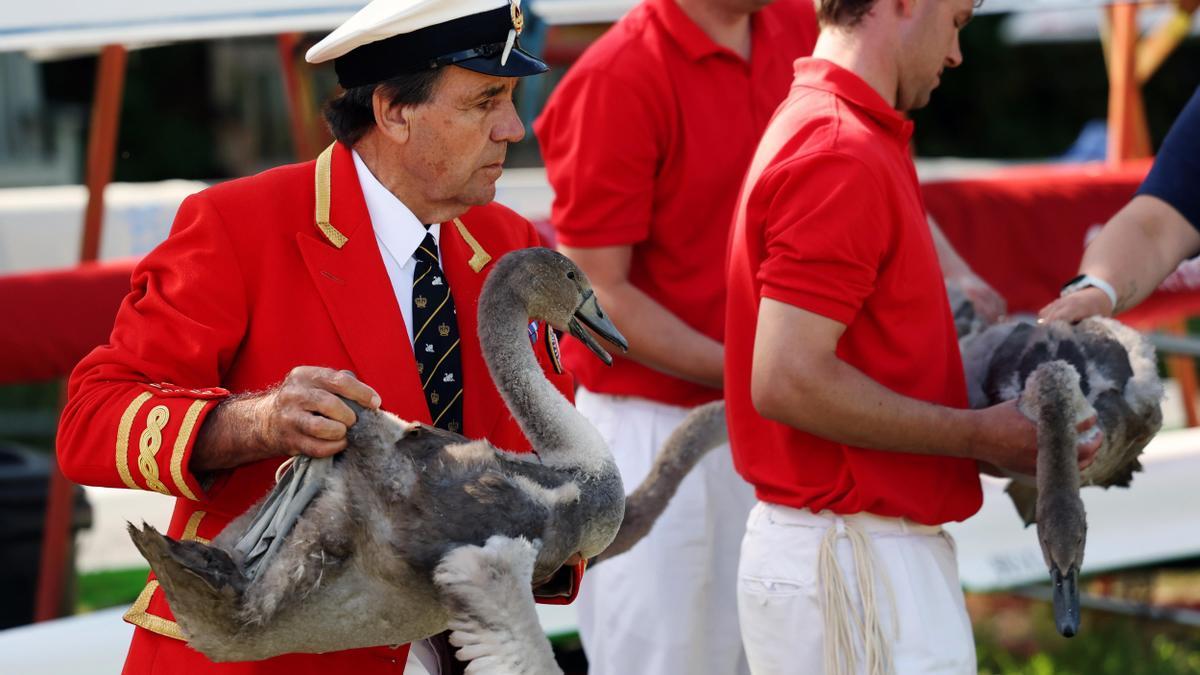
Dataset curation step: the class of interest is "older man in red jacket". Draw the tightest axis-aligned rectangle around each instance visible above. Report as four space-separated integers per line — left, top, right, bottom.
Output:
56 0 579 673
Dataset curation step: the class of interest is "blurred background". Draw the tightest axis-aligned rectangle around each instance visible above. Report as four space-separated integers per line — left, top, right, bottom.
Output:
1 1 1199 673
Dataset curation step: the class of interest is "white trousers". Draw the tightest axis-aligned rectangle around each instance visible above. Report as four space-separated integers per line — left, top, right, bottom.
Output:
575 388 754 675
737 502 976 675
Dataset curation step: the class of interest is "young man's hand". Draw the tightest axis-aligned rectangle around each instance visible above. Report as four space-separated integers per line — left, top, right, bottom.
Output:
968 400 1101 475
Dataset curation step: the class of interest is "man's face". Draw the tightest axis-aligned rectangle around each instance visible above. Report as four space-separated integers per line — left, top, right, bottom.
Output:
401 66 524 211
896 0 973 111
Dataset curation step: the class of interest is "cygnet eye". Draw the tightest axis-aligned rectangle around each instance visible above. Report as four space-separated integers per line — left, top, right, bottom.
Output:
567 271 576 280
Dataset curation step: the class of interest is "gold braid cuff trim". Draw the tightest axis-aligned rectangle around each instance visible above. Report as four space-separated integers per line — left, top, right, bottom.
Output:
123 580 185 641
315 143 348 248
116 392 154 491
137 405 172 495
169 400 207 501
453 218 492 273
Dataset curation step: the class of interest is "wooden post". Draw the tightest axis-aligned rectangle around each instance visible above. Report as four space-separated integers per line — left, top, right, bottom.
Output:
78 46 128 263
1105 3 1150 167
277 33 316 160
1166 321 1200 428
1136 1 1199 84
34 43 128 623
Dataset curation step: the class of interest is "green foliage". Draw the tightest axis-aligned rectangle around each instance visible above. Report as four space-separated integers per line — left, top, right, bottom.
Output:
0 382 62 450
76 567 150 613
974 597 1200 674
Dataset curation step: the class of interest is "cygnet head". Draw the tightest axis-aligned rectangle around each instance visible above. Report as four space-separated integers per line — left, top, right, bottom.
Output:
483 248 629 363
1037 490 1086 638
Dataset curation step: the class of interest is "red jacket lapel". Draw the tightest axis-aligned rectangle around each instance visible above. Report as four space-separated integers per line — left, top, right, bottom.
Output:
296 143 431 423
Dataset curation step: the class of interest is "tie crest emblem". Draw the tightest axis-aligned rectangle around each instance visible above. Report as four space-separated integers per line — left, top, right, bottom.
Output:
438 323 451 337
415 295 428 309
430 392 440 405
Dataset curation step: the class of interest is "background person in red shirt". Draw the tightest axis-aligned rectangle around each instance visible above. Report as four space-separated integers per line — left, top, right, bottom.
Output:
536 0 818 672
724 0 1099 672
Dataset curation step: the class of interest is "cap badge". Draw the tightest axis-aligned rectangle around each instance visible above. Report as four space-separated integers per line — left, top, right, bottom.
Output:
510 0 525 34
502 0 522 66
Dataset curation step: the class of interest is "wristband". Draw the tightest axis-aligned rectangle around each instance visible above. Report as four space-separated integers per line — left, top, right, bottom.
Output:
1061 274 1118 311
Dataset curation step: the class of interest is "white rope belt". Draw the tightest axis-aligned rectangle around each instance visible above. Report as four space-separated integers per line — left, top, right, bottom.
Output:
818 516 899 675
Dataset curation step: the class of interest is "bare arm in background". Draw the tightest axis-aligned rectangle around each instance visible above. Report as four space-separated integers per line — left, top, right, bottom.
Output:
559 244 724 389
929 216 1007 323
1040 196 1200 322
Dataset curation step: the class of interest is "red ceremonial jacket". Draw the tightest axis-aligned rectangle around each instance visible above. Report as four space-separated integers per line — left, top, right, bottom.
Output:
57 142 579 674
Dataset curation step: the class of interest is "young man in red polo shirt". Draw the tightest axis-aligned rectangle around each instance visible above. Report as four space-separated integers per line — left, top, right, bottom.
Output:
725 0 1099 672
535 0 818 672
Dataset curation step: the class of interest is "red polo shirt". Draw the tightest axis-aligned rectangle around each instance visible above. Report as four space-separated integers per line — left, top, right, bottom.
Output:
725 59 982 525
534 0 817 408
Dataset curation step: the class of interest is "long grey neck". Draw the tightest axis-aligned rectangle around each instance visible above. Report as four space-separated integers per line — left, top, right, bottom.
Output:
1029 364 1085 509
478 286 610 475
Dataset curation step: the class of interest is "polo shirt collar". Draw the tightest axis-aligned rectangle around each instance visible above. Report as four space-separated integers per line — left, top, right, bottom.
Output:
352 149 441 265
794 58 914 142
649 0 778 63
649 0 720 60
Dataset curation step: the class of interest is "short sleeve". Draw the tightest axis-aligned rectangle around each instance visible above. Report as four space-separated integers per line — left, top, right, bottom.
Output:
1137 85 1200 230
755 152 890 325
534 67 664 248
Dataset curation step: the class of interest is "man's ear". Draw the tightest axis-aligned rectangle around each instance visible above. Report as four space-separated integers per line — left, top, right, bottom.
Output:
373 89 413 145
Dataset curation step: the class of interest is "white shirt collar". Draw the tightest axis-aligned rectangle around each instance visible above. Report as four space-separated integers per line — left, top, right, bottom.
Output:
352 149 440 264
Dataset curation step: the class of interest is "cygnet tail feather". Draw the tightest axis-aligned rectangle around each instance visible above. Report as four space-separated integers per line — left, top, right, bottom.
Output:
126 522 246 653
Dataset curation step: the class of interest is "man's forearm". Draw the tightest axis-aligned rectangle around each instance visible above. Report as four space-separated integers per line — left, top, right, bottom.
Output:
1079 195 1200 313
191 395 274 473
592 279 723 389
928 216 971 280
752 352 976 459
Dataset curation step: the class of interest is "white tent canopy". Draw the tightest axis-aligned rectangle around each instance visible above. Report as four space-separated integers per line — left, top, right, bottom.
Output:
0 1 368 54
0 0 1156 50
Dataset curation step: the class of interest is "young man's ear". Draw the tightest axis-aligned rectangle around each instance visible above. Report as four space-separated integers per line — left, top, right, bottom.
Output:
373 90 413 145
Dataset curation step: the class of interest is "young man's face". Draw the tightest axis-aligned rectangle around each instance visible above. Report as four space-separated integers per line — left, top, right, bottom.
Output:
401 66 525 211
896 0 973 111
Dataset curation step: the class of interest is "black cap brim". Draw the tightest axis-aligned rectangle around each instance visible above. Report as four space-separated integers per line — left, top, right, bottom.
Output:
455 43 547 77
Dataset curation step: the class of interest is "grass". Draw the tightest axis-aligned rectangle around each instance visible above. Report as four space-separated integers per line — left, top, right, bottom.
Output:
970 593 1200 675
76 567 149 614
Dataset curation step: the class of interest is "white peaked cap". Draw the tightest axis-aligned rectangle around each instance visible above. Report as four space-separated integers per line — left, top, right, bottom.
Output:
304 0 546 87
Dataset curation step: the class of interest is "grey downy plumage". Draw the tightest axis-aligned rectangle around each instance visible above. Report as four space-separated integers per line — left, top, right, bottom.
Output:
127 248 727 672
959 316 1163 637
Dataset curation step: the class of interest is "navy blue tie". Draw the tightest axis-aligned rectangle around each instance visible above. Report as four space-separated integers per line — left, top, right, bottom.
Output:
411 231 463 433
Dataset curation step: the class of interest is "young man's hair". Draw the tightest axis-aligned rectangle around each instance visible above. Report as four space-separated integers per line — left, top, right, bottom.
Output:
817 0 878 27
322 68 444 146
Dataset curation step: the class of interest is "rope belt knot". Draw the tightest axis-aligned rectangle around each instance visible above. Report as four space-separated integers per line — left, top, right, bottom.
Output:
818 515 899 675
